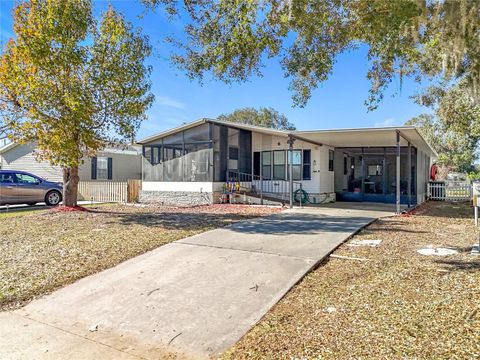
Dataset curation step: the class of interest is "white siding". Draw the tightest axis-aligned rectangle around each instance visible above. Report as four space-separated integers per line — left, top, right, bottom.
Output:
0 143 63 181
416 149 431 203
1 143 141 182
318 145 335 194
79 151 142 181
251 133 334 196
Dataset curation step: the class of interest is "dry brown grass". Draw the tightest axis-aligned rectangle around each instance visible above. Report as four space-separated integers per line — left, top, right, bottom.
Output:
224 201 480 359
0 204 281 311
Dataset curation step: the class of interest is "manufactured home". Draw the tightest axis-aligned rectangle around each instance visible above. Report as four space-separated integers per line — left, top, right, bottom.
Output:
138 119 437 212
0 142 142 182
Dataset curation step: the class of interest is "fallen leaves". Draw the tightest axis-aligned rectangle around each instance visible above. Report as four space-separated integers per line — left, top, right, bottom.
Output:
223 201 480 359
0 204 282 311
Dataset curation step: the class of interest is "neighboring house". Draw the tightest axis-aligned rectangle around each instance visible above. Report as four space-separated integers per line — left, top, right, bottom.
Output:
137 118 437 209
0 142 142 182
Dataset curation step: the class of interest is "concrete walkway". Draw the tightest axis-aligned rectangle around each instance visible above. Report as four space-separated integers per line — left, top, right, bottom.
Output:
0 204 395 359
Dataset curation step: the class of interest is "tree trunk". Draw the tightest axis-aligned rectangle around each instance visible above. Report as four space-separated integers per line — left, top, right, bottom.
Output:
63 166 79 207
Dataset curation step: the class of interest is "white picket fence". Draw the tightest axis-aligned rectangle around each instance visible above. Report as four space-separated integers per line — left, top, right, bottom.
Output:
428 181 472 201
78 181 128 203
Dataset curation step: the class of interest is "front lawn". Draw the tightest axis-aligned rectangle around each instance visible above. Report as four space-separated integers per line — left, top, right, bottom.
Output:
224 201 480 359
0 204 281 311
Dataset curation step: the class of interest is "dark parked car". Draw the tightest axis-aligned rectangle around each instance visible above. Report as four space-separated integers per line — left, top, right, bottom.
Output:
0 170 63 206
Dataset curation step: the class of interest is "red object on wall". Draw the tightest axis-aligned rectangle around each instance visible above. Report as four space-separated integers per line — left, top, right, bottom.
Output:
430 163 438 181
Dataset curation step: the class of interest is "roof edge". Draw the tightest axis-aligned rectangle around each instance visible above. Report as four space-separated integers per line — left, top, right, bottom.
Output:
0 141 19 154
137 118 291 144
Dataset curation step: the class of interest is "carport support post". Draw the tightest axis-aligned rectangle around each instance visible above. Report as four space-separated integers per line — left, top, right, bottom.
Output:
407 142 412 208
396 131 401 214
287 135 296 209
260 149 263 205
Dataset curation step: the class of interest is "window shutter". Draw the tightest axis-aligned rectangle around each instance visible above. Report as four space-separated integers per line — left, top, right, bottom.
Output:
91 157 97 180
107 157 113 180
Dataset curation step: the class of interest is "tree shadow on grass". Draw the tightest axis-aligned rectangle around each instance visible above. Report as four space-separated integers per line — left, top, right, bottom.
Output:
102 211 261 232
110 210 380 235
435 259 480 272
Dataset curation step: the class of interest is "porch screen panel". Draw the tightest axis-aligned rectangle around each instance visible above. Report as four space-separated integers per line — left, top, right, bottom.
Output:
184 143 212 181
143 123 215 182
163 146 184 181
238 129 252 174
184 123 210 142
213 125 228 182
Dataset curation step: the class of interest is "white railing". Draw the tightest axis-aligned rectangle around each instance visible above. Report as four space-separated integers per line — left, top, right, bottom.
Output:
78 181 128 203
428 181 472 201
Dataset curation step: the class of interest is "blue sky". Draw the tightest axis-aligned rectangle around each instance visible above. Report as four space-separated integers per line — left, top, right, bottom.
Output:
0 1 430 140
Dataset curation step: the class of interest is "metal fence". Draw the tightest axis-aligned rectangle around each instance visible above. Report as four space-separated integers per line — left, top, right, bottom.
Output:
428 181 472 201
78 181 128 203
226 169 302 202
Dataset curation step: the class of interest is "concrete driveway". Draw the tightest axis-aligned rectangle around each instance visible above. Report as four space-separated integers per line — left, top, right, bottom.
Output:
0 204 395 359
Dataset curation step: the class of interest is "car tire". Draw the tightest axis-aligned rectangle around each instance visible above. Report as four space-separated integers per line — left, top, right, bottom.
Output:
45 190 62 206
27 203 37 206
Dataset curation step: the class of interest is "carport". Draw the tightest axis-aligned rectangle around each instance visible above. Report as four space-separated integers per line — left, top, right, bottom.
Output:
293 126 438 214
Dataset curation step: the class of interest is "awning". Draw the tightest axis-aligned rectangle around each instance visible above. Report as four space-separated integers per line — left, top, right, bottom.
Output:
294 126 437 158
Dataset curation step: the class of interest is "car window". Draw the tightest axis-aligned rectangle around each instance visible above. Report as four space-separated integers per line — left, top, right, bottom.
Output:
0 173 15 183
15 173 40 184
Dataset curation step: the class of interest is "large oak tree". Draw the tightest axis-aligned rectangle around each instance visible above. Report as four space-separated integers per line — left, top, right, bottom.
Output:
406 80 480 173
0 0 154 206
144 0 480 110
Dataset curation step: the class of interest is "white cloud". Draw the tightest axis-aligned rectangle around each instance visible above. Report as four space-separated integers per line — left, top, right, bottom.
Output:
156 96 186 110
373 118 396 128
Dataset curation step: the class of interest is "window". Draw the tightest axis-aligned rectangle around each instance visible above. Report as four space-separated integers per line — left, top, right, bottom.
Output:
15 173 40 184
368 165 383 176
303 150 311 180
328 150 334 171
96 157 109 180
0 172 15 183
273 151 286 180
287 150 302 180
261 151 271 179
91 156 112 180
